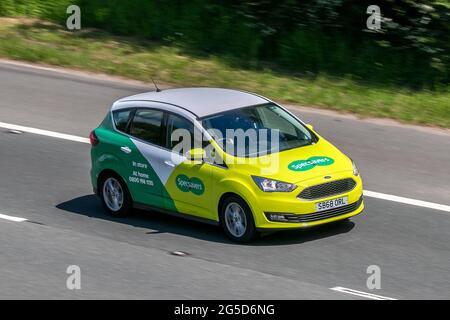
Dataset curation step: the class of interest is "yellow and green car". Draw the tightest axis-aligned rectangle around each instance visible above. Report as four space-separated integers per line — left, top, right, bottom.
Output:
90 88 364 242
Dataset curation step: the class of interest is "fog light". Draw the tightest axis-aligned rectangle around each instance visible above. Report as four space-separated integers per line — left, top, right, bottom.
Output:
266 213 290 222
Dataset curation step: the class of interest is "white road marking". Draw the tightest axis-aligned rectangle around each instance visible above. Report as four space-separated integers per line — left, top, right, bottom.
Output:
8 129 23 134
330 287 397 300
0 122 90 144
1 121 449 213
0 213 28 222
363 190 450 213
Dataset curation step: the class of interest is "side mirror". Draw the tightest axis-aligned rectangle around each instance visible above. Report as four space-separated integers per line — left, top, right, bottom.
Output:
306 124 314 131
186 148 205 164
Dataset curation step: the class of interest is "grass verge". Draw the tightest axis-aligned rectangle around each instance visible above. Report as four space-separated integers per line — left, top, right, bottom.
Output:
1 18 449 128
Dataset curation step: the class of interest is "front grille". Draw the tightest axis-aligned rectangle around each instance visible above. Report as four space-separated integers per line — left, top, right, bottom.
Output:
297 178 356 200
265 196 363 223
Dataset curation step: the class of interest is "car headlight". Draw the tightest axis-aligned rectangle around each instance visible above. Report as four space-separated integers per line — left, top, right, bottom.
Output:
351 159 359 176
252 176 297 192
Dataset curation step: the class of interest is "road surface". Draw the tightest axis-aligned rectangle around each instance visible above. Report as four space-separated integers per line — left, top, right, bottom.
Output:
0 60 449 299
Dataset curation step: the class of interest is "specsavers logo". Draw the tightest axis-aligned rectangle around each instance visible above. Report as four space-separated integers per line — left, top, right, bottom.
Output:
288 156 334 172
176 175 205 195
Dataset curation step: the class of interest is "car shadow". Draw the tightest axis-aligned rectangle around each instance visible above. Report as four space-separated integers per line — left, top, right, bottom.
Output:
56 195 355 246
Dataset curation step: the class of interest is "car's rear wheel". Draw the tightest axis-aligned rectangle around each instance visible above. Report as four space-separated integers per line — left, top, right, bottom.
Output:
220 195 257 243
99 173 132 217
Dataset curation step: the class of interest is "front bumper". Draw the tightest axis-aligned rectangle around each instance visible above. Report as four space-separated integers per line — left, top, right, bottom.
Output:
265 196 363 223
256 197 364 231
249 171 364 230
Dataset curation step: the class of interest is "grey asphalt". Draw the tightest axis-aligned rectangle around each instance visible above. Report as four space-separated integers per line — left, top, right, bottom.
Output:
0 61 449 299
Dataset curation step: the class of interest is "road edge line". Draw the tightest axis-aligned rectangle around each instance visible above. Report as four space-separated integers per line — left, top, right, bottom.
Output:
0 213 28 222
363 190 450 213
330 286 397 300
0 122 90 144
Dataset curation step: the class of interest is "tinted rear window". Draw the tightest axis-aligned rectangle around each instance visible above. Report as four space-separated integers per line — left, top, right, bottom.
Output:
129 109 164 146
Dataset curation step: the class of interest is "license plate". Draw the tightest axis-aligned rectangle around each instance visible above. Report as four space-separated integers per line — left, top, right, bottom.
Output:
315 196 348 212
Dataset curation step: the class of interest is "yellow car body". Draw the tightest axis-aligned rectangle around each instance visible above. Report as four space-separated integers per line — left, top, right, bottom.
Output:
206 136 364 231
91 88 364 241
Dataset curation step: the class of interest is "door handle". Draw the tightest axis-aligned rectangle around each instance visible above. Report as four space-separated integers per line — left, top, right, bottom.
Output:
120 146 132 154
164 160 175 167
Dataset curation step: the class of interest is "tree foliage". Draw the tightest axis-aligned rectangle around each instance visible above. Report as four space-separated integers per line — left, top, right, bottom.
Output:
1 0 448 88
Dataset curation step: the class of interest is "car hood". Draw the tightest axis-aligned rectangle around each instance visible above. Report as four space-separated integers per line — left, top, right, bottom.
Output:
226 136 353 184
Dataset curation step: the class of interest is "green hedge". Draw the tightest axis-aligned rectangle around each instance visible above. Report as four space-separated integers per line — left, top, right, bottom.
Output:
0 0 71 20
1 0 449 88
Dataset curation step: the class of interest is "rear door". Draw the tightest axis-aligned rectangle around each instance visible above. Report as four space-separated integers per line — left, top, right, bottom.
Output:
125 108 168 209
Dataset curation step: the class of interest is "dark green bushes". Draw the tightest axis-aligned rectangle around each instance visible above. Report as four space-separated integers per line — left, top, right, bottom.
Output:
1 0 448 88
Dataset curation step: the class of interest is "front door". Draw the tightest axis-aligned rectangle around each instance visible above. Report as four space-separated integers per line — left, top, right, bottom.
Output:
161 113 213 219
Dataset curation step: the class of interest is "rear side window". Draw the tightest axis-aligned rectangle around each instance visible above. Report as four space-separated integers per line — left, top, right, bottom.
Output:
113 109 132 132
130 109 164 146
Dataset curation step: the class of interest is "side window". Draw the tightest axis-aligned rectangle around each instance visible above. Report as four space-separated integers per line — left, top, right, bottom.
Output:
166 114 198 153
130 109 164 146
113 109 132 132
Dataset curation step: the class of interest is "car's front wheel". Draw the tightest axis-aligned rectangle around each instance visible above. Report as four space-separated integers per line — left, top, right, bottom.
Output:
220 195 257 243
99 173 132 217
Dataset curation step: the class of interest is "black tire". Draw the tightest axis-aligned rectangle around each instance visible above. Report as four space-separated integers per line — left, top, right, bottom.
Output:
99 172 132 217
220 195 258 243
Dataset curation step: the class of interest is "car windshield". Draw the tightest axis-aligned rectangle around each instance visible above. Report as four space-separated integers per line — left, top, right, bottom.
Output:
201 103 316 157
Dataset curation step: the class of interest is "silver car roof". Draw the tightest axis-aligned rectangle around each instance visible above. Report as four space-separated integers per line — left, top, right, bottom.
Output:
112 87 269 118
